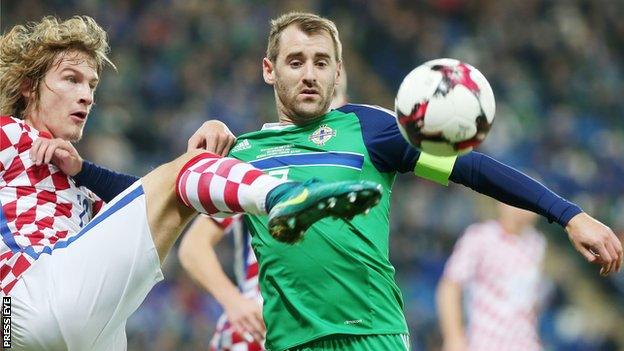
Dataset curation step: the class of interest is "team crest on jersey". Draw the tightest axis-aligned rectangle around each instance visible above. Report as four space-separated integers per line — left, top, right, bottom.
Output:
309 125 336 146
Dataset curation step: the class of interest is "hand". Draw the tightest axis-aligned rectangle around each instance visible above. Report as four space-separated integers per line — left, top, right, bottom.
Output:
29 137 83 176
223 295 265 343
565 212 623 276
442 335 468 351
187 120 236 156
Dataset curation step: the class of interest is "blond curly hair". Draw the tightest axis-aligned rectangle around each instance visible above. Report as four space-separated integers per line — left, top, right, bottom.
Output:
0 15 115 118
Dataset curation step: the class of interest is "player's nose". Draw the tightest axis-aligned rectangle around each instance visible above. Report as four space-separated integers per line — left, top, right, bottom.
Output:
78 85 94 106
302 62 316 84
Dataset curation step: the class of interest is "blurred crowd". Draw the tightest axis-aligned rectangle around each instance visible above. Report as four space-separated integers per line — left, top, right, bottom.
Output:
3 0 624 349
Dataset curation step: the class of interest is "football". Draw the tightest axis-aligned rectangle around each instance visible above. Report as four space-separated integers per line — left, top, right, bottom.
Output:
395 58 496 156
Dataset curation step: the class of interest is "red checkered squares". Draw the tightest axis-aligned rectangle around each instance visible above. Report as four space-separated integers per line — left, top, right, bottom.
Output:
209 317 264 351
1 116 104 295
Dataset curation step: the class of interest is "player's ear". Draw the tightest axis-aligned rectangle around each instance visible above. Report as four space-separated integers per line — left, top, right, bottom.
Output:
263 57 275 85
335 61 342 88
20 78 33 98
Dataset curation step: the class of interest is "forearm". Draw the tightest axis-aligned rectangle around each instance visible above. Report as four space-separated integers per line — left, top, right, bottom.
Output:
450 152 582 226
187 247 241 304
73 161 139 202
178 226 242 305
436 279 465 341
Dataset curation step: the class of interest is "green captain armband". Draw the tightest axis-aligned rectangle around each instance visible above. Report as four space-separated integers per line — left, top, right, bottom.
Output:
414 152 458 186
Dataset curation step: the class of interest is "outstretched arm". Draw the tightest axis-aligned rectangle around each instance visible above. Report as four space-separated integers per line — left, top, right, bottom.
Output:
447 152 623 276
348 104 622 275
436 278 467 351
178 216 265 343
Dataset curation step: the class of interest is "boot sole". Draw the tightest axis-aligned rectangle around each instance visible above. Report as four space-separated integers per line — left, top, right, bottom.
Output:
268 185 382 243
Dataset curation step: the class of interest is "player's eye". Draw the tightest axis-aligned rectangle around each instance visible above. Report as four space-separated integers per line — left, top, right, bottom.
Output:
316 60 328 68
65 75 77 83
289 60 303 68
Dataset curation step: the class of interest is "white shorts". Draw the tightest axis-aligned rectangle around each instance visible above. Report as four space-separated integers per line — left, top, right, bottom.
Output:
9 181 164 351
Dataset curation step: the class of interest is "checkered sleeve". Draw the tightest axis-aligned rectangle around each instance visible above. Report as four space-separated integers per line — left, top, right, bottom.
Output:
442 224 484 285
1 116 23 173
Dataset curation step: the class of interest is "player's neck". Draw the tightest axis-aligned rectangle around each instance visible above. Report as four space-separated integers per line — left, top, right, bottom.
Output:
23 112 51 135
278 113 325 126
498 220 525 236
276 104 329 126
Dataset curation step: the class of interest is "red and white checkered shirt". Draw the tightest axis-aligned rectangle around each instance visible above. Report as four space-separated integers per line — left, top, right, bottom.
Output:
442 220 546 351
0 116 103 295
209 215 263 351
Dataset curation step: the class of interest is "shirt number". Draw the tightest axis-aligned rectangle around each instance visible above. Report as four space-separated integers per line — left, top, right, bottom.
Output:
268 169 290 180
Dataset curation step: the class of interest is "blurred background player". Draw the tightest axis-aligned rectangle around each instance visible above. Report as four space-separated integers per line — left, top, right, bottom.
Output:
436 202 546 351
180 216 264 351
177 68 349 351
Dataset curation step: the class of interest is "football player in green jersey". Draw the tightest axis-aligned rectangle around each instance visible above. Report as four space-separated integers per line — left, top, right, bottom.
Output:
176 65 351 350
188 12 622 351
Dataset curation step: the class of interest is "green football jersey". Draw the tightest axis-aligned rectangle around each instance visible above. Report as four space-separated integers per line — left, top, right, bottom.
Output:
229 104 421 351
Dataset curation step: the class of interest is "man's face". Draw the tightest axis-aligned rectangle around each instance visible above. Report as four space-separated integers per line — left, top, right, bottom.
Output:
23 51 98 142
263 25 341 124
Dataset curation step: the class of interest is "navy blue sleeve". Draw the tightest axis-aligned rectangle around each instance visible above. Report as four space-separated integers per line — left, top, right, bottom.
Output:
338 104 419 173
73 161 139 202
450 151 583 227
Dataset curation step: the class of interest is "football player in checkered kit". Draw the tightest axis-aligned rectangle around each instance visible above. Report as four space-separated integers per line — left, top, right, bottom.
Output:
0 15 382 351
437 203 546 351
180 215 265 351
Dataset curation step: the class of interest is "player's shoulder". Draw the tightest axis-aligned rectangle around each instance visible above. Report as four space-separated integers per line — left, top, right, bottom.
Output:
336 104 399 134
1 116 34 148
524 227 547 248
1 115 18 124
1 115 26 133
337 103 396 120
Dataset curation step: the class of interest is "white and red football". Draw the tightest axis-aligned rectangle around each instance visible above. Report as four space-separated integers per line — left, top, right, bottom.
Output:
395 58 496 156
